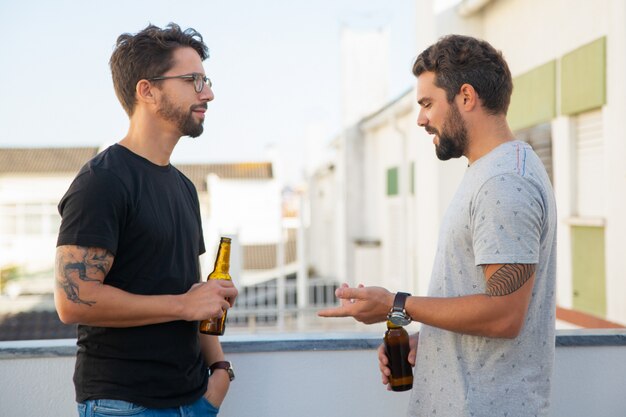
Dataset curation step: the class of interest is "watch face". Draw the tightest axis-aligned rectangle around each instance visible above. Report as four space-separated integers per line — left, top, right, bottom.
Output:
389 312 411 326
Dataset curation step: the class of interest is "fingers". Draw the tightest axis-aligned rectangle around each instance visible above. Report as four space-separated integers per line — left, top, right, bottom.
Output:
183 280 239 321
408 348 417 367
206 280 239 300
334 286 366 301
317 306 350 318
377 343 391 386
408 332 419 366
377 343 389 367
319 283 356 317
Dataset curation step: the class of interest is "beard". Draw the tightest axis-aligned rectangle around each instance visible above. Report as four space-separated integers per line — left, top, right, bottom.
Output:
429 102 468 161
157 95 205 138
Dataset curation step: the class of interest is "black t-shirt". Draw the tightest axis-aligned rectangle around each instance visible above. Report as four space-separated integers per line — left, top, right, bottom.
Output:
57 144 207 408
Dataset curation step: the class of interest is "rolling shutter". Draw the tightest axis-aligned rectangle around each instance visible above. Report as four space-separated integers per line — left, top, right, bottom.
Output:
575 110 604 217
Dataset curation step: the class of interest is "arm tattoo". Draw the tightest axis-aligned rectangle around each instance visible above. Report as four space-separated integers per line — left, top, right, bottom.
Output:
486 264 535 297
56 247 113 306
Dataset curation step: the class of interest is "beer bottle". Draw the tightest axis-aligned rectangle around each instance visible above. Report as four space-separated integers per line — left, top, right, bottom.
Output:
384 321 413 392
199 237 232 335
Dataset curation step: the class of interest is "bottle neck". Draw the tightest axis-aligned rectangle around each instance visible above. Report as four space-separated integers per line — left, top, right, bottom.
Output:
213 241 231 274
386 320 403 329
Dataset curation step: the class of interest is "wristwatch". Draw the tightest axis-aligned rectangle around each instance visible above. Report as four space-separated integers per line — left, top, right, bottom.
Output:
387 292 412 326
209 361 235 381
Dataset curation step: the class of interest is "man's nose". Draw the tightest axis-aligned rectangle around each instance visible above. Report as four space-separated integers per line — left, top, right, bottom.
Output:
417 109 427 127
200 85 214 102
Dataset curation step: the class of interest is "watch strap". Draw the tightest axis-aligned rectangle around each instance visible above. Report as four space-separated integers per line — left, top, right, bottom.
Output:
392 292 411 312
209 361 231 373
209 360 235 381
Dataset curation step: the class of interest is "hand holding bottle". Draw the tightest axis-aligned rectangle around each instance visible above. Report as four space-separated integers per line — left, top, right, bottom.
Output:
182 280 237 321
378 331 418 391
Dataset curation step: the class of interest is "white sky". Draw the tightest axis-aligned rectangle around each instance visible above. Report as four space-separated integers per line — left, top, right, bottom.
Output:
0 0 420 183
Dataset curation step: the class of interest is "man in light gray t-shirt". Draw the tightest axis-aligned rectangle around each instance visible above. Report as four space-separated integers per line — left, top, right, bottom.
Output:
319 35 558 417
409 140 556 417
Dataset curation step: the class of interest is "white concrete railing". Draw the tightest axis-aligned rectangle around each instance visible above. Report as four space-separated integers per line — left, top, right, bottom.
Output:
1 330 625 417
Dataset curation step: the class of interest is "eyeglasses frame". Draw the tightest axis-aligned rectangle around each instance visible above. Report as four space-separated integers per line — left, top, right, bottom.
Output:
147 72 212 93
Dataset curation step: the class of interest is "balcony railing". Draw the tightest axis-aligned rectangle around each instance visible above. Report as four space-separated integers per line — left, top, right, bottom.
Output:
1 329 625 417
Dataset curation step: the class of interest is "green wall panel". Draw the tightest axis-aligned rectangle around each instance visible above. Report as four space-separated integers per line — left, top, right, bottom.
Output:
386 167 398 196
561 37 606 115
508 61 556 131
571 225 606 318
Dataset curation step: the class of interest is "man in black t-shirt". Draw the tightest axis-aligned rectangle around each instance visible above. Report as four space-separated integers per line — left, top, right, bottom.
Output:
55 24 238 417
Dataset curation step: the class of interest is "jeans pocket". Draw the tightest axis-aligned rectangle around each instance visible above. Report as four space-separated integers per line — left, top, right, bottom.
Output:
199 396 220 414
92 399 148 416
77 403 87 417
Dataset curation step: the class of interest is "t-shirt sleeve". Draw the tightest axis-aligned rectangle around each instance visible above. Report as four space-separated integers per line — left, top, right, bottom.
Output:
57 166 128 255
472 174 544 266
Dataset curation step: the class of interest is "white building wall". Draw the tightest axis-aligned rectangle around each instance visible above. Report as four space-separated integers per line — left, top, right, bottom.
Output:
203 175 281 278
0 174 73 271
334 132 349 285
307 167 338 280
205 175 280 245
488 0 607 73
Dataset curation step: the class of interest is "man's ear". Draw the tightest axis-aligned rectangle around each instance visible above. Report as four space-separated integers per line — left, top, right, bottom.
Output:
458 83 477 111
136 79 157 106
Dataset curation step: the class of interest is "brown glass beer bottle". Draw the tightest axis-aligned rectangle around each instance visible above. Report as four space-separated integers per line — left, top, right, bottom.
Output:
199 237 232 335
384 320 414 392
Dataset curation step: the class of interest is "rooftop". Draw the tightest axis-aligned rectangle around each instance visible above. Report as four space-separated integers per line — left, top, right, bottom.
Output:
0 147 273 193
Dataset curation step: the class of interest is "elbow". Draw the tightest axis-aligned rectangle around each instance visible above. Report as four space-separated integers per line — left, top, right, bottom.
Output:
496 322 523 339
491 315 525 339
54 294 82 325
55 304 79 325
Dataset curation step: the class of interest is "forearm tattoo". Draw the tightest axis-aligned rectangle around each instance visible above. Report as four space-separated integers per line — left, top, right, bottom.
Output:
486 264 535 296
56 247 113 306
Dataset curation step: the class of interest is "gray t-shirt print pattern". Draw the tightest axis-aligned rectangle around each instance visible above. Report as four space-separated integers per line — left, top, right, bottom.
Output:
408 141 557 417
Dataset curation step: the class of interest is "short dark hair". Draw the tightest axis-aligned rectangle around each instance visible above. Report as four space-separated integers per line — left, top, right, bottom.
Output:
109 23 209 116
412 34 513 115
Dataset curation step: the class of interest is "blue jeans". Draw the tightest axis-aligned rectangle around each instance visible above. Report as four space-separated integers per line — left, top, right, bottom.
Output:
77 397 219 417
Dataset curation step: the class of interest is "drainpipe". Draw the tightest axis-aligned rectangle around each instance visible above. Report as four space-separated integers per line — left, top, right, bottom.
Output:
392 115 410 293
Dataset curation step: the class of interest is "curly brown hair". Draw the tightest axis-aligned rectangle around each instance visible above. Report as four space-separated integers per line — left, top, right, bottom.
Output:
413 34 512 115
109 23 209 116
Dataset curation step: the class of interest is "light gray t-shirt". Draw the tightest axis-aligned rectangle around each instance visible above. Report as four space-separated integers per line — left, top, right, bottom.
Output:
407 141 557 417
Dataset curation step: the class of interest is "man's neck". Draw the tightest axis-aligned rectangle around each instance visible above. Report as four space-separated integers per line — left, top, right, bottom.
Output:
119 113 180 166
465 114 515 165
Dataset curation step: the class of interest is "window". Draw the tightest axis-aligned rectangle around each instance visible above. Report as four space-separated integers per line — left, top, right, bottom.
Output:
386 167 398 196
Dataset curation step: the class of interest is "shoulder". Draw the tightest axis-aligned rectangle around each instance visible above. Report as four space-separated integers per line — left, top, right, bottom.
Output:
61 147 130 209
470 142 549 199
171 165 200 196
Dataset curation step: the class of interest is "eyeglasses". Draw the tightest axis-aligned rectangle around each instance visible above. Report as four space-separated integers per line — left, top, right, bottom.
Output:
148 72 212 93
